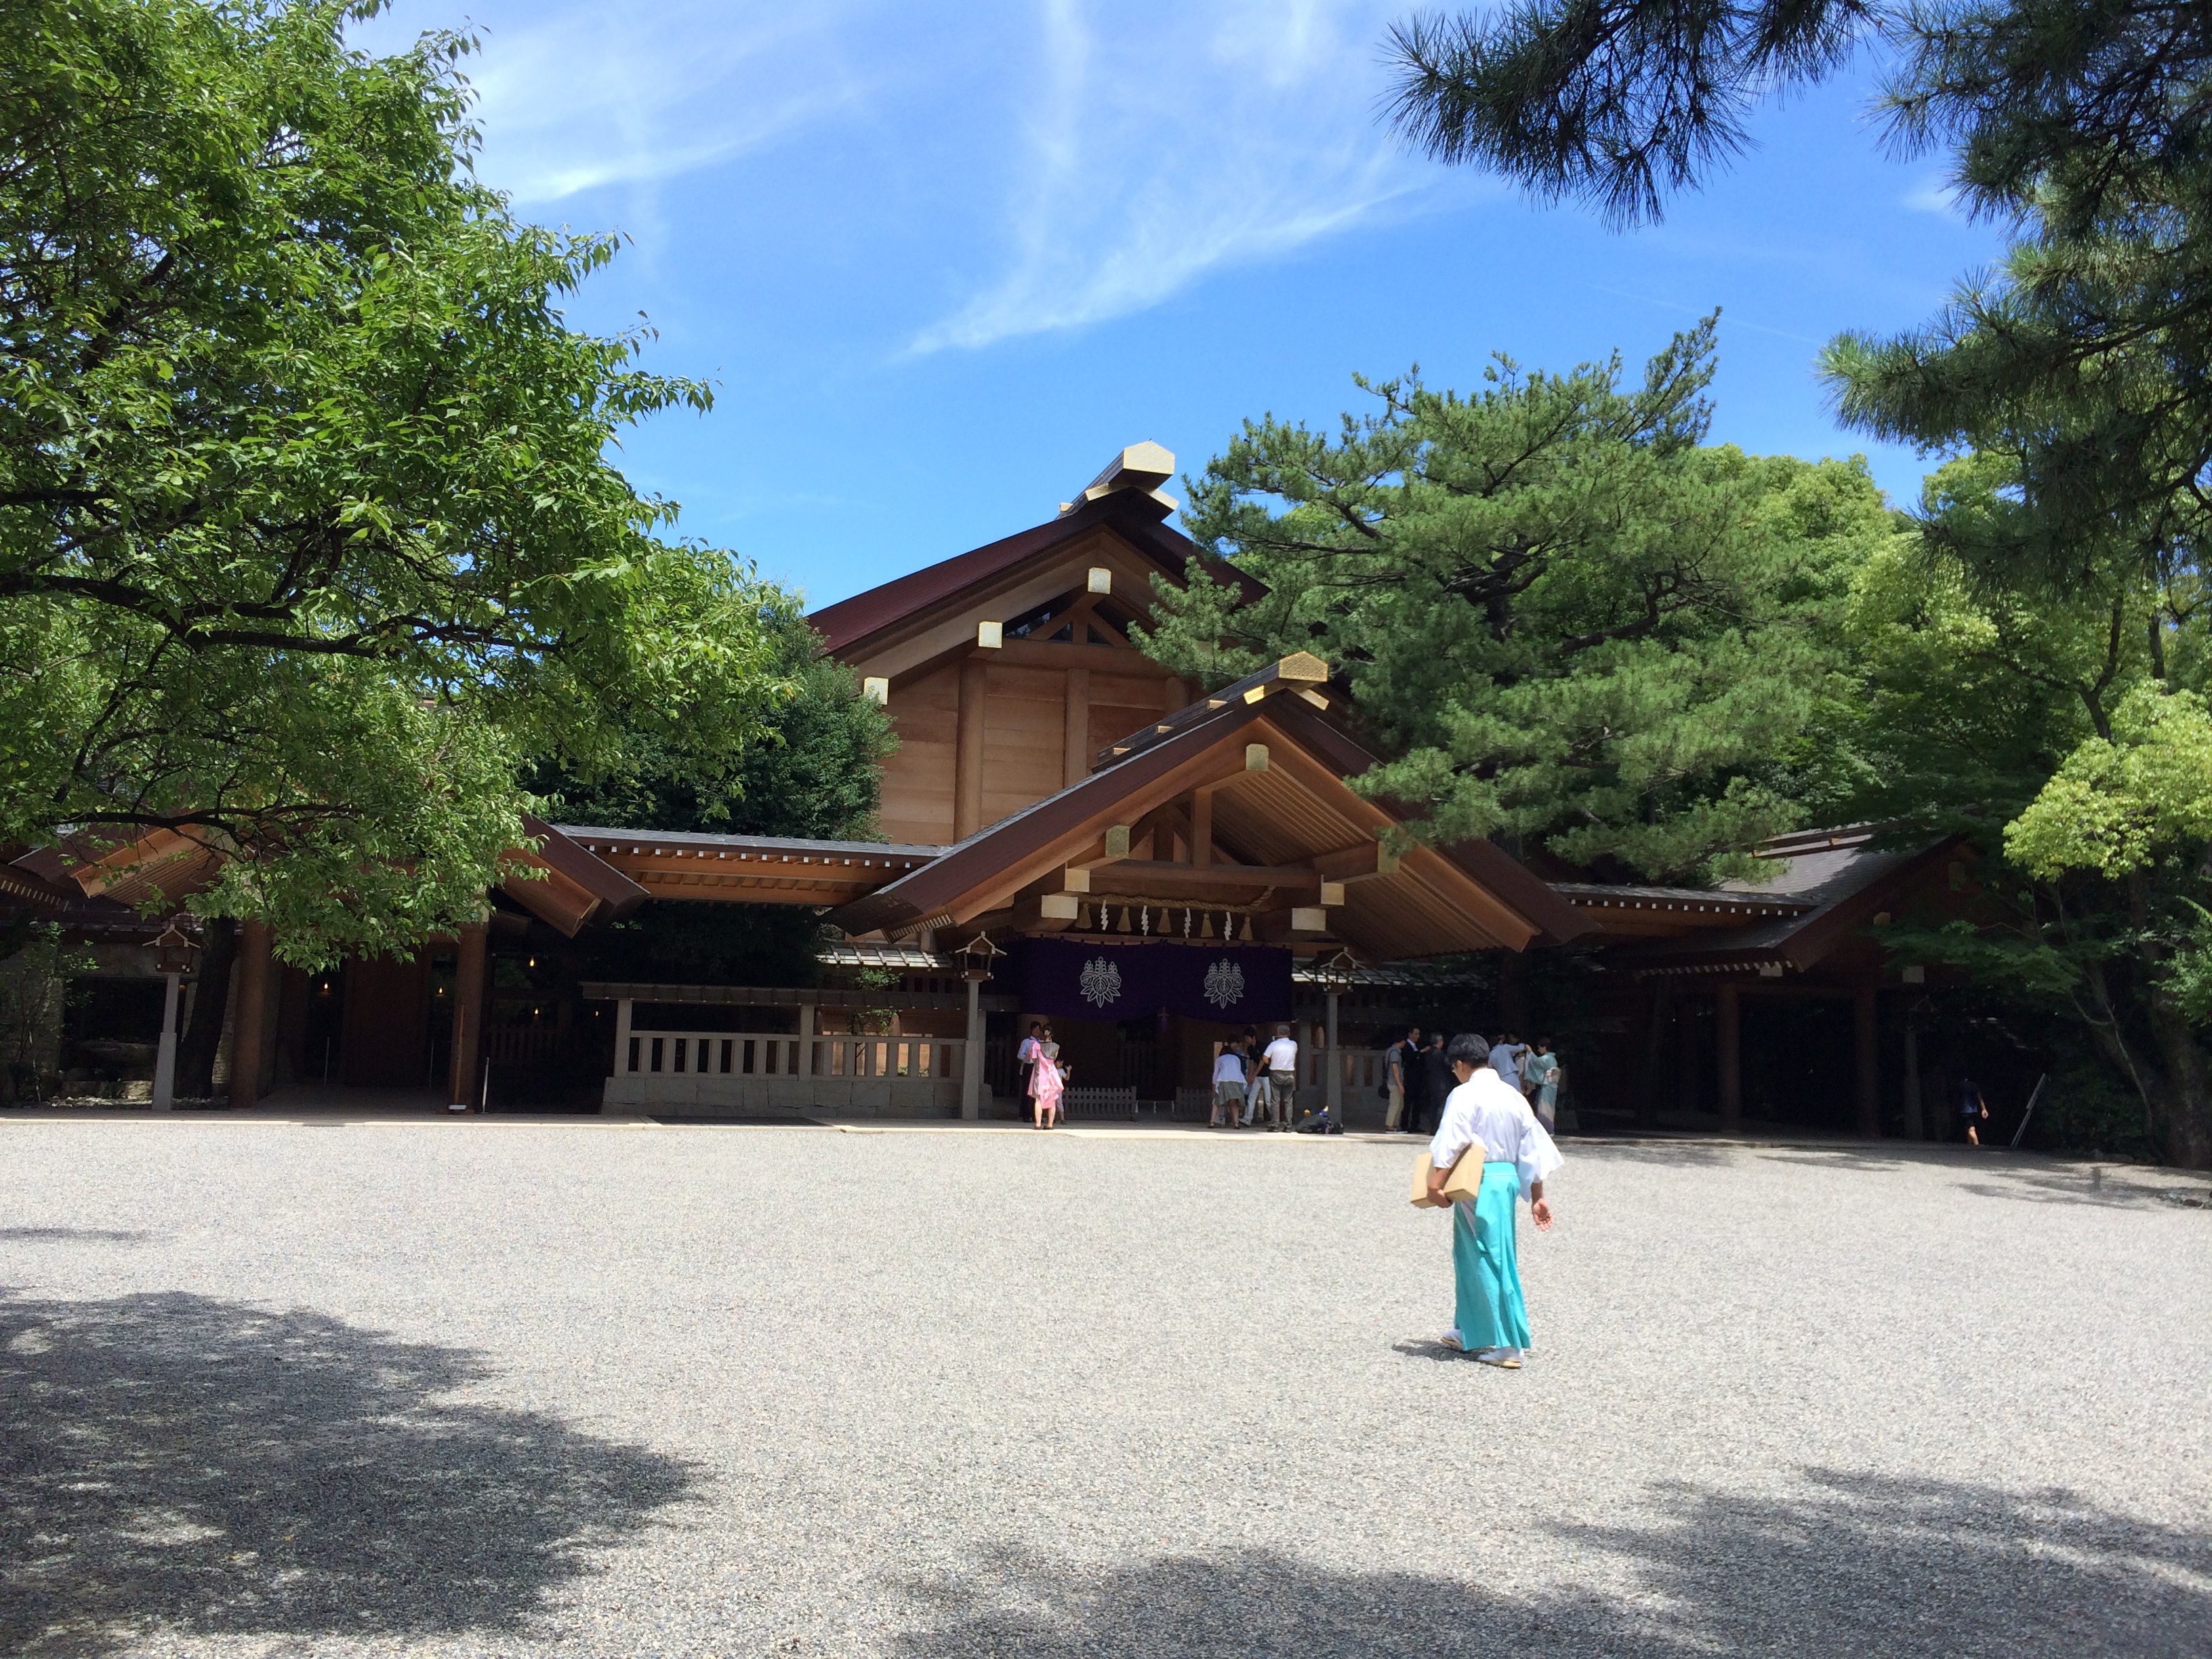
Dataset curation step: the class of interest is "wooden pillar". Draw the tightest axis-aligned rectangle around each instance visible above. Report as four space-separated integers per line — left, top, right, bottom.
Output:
1717 982 1743 1131
1062 667 1090 789
955 657 987 840
798 1001 815 1078
1189 787 1212 869
1854 985 1881 1138
1677 992 1702 1117
615 997 634 1073
152 972 182 1111
1636 980 1671 1129
227 920 273 1108
1325 988 1342 1120
447 918 487 1110
960 978 983 1120
1902 1018 1925 1140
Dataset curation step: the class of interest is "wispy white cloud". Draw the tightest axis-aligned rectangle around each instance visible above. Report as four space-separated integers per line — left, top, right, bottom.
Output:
912 0 1435 352
1902 176 1967 222
363 2 870 205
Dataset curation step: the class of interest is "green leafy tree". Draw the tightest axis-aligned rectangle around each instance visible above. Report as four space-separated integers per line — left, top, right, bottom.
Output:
1842 456 2212 1160
1140 323 1887 882
1382 1 2212 1161
529 617 897 988
1 0 790 967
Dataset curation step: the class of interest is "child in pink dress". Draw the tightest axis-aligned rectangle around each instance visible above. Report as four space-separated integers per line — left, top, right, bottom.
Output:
1029 1036 1065 1128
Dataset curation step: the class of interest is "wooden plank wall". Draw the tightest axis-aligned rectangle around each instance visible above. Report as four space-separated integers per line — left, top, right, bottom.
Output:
875 653 1187 845
878 663 960 845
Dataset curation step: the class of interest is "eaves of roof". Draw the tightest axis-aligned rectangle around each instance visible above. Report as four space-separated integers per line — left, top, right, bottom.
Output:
807 491 1262 658
828 675 1591 949
1603 836 1965 975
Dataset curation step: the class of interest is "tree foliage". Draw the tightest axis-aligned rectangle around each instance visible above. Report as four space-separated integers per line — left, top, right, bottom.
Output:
529 616 895 991
0 0 792 966
1382 0 2212 1163
1139 323 1886 883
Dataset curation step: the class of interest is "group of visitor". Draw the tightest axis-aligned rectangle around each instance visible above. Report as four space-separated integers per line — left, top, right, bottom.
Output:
1209 1025 1301 1130
1388 1027 1561 1134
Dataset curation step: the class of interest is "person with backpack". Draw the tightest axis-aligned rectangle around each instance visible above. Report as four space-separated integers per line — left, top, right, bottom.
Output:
1211 1039 1247 1128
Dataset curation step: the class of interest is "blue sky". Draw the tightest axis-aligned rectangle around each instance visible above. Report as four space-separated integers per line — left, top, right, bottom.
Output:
350 1 2005 609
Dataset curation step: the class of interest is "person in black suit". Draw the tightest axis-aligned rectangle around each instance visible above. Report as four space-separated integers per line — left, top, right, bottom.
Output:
1418 1031 1457 1135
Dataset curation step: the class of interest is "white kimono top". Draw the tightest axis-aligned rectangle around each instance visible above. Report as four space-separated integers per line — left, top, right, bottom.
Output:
1429 1067 1563 1197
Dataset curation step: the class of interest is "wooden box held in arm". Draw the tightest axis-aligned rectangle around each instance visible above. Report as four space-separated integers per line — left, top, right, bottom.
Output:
1410 1152 1484 1208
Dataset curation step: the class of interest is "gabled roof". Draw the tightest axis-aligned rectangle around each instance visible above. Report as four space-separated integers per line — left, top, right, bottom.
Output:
809 487 1261 659
825 659 1591 956
1590 833 1969 975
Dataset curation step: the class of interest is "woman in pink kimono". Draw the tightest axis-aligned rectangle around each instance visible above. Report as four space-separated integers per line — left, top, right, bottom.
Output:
1029 1031 1066 1128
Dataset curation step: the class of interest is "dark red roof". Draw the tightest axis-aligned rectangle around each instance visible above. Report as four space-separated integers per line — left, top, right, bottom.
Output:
808 492 1261 657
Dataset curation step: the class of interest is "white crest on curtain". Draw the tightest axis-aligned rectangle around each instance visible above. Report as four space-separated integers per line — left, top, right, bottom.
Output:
1202 958 1246 1009
1079 956 1123 1008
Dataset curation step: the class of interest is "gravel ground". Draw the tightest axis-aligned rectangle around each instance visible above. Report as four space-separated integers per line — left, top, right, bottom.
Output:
2 1115 2208 1659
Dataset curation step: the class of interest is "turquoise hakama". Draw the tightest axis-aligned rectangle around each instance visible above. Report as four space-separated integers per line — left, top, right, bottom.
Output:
1452 1161 1532 1352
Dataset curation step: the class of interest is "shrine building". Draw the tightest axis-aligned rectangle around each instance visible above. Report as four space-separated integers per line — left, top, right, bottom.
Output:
4 444 1990 1137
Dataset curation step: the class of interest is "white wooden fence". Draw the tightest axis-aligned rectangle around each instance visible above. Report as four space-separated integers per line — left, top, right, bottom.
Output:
605 1027 966 1116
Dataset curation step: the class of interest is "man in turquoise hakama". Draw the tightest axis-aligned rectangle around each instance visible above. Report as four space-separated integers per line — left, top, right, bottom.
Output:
1425 1032 1561 1368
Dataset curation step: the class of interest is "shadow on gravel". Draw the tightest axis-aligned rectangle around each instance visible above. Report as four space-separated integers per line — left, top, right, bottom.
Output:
893 1469 2210 1658
0 1291 695 1658
1564 1141 1733 1168
0 1227 152 1242
1952 1164 2207 1210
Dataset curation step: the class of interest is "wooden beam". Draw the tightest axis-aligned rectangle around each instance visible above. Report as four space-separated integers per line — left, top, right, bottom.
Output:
955 657 987 840
1063 665 1090 788
1190 787 1212 869
1084 861 1322 897
986 635 1162 671
1312 841 1401 882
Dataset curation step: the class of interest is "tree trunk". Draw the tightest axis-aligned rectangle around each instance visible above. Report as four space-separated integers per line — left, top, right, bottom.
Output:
2144 996 2212 1168
175 918 237 1099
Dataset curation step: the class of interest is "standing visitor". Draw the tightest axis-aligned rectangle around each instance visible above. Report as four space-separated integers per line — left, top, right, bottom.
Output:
1387 1025 1422 1132
1426 1033 1561 1368
1524 1037 1562 1133
1029 1027 1065 1129
1212 1040 1247 1128
1488 1032 1526 1092
1418 1032 1454 1136
1261 1023 1300 1132
1017 1021 1043 1106
1960 1076 1989 1147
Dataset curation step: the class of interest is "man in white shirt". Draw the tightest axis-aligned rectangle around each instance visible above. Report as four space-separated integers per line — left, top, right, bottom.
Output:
1255 1024 1298 1131
1426 1032 1561 1368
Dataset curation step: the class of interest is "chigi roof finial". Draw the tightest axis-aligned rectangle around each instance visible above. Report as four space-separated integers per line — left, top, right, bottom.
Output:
1059 441 1177 516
